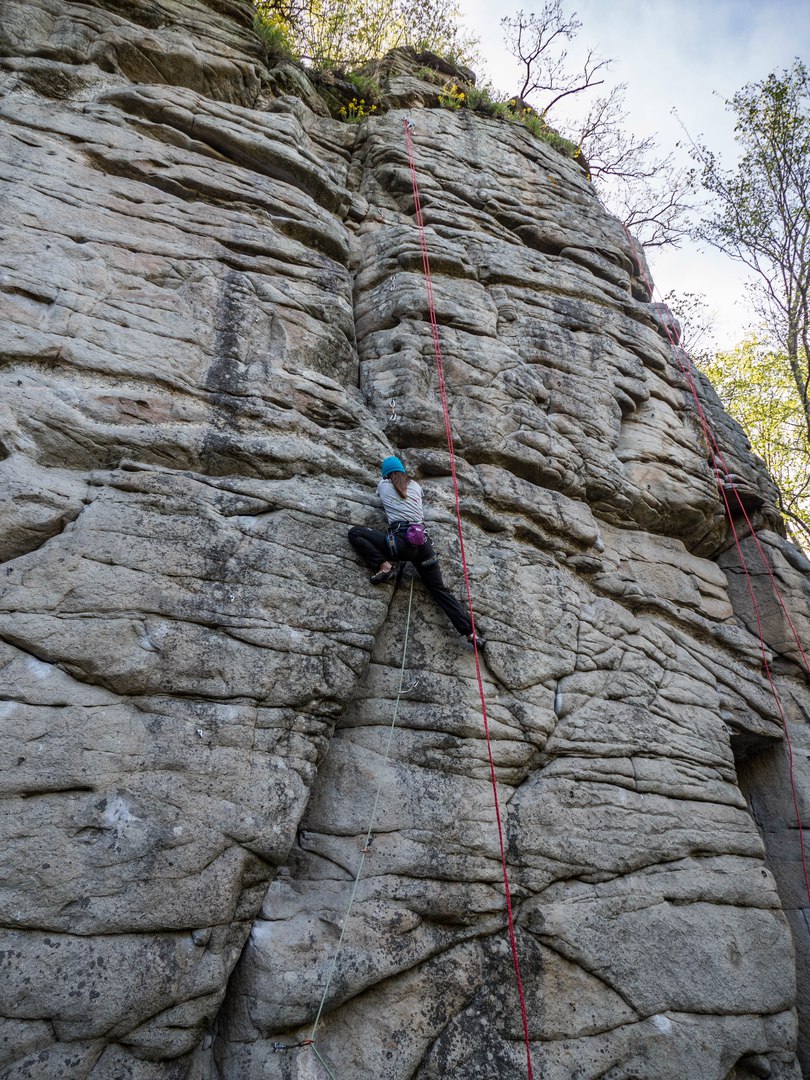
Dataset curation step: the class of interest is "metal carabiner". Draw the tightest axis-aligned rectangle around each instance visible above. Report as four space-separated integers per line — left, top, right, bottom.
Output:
402 673 424 696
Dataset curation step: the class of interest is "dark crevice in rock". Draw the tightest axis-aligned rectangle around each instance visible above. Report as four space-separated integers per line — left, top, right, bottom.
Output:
736 742 810 1075
19 785 96 799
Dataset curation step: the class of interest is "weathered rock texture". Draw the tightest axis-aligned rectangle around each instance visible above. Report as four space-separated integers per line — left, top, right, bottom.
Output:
1 3 809 1078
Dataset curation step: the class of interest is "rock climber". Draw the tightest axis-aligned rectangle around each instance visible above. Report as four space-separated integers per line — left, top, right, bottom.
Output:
348 456 484 648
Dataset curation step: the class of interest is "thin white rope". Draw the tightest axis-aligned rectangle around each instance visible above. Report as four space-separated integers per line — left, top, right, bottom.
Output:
311 1043 338 1080
308 573 416 1053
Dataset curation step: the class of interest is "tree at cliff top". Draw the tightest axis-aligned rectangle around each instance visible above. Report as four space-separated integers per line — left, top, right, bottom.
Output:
255 0 478 68
693 61 810 442
697 335 810 547
501 2 695 247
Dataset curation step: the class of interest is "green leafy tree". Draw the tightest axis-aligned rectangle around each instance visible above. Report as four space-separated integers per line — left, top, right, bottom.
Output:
255 0 478 69
693 61 810 441
696 335 810 546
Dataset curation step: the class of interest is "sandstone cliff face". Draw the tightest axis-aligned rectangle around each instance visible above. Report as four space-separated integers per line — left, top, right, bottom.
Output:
1 3 809 1078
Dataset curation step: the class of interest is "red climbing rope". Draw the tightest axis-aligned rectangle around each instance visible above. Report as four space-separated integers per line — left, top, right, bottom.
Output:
403 117 535 1080
621 225 810 906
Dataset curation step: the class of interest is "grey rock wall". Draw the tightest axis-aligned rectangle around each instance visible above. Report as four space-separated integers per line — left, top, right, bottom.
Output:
1 2 808 1078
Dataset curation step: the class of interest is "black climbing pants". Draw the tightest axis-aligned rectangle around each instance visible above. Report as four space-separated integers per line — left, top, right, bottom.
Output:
348 526 472 637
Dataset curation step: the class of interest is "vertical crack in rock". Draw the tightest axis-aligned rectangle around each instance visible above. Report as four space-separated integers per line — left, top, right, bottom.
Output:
1 3 809 1079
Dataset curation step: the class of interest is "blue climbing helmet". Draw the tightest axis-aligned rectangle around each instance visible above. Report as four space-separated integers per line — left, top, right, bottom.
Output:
381 456 406 477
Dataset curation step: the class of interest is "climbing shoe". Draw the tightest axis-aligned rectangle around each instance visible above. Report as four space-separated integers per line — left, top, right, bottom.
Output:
370 566 396 584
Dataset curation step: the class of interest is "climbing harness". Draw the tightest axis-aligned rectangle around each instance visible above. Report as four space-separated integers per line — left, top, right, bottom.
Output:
404 117 536 1080
385 520 428 560
621 224 810 906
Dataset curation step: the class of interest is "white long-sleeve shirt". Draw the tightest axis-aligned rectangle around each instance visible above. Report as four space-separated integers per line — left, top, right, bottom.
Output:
376 478 423 524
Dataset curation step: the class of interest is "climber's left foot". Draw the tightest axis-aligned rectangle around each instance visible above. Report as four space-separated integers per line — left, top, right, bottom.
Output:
371 564 395 584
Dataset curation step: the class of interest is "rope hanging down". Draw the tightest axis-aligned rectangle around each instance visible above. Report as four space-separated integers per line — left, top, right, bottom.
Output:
307 573 416 1070
621 225 810 906
403 117 535 1080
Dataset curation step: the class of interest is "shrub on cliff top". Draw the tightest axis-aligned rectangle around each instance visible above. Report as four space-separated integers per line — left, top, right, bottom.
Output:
254 0 478 70
434 80 582 163
253 11 297 58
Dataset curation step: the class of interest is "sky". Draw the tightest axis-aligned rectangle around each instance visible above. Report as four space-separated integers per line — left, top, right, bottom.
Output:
452 0 810 349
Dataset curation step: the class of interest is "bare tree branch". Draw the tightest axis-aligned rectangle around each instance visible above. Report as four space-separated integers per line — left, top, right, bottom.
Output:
501 3 693 247
501 3 609 110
